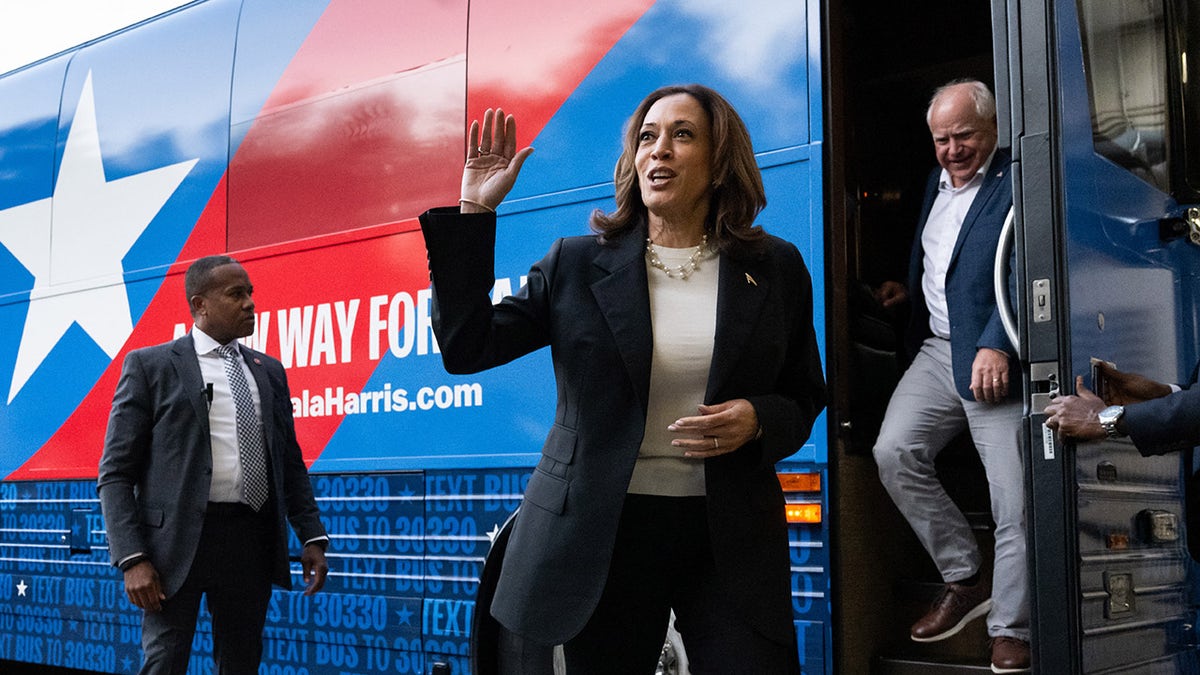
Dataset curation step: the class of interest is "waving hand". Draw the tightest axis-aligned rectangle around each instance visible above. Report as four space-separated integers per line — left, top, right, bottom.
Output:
461 108 535 213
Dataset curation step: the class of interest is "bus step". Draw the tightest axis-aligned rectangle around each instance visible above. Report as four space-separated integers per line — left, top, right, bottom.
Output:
881 580 994 668
964 509 996 532
873 654 994 674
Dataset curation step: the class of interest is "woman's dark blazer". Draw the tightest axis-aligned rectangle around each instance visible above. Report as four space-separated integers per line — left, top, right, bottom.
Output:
419 207 826 646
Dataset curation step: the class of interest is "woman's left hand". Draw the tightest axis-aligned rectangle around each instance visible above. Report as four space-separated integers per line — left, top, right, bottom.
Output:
669 399 760 458
461 108 534 211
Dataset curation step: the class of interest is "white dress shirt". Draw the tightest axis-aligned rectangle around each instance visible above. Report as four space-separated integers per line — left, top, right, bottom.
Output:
920 151 997 339
193 328 263 504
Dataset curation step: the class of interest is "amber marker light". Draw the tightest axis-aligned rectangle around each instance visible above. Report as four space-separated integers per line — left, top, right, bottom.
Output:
778 472 821 493
779 473 822 523
785 502 822 524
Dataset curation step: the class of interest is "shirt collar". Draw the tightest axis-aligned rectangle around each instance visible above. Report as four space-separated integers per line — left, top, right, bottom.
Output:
192 328 238 357
938 147 997 192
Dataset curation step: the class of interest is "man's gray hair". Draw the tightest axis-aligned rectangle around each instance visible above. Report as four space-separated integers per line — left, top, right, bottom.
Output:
926 79 996 126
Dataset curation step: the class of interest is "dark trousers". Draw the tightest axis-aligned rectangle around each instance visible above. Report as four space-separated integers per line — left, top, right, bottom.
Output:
139 502 274 675
563 494 798 675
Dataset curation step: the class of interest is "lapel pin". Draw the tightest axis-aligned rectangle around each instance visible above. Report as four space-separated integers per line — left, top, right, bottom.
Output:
254 358 262 365
745 273 757 286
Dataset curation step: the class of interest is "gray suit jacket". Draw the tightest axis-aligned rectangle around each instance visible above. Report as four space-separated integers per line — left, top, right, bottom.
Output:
98 334 326 598
420 208 826 646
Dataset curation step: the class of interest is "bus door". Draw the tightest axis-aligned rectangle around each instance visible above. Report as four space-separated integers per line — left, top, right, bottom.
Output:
824 2 1000 671
1001 0 1200 671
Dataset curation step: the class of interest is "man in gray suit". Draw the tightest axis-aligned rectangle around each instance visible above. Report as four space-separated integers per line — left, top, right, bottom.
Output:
98 255 329 675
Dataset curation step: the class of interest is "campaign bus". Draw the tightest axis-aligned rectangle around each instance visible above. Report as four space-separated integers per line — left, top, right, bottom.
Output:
0 0 1197 673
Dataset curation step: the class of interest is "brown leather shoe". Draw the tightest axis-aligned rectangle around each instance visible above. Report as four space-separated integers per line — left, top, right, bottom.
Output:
990 636 1031 673
910 579 992 642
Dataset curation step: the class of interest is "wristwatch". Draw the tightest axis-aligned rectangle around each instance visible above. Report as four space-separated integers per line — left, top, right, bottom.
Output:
1098 405 1125 439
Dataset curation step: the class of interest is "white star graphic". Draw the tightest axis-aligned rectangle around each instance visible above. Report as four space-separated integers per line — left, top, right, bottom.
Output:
0 70 197 403
16 579 27 596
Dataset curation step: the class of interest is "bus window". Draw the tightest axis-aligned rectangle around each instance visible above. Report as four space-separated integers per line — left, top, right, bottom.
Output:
0 60 66 301
1078 0 1170 192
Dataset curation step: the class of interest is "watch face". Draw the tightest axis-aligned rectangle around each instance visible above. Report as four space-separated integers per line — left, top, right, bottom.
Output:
1099 405 1124 438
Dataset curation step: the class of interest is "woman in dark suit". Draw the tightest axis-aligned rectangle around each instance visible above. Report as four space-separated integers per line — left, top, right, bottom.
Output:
419 84 825 674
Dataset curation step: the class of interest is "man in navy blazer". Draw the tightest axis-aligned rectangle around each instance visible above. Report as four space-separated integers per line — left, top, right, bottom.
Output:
872 80 1030 673
98 255 328 675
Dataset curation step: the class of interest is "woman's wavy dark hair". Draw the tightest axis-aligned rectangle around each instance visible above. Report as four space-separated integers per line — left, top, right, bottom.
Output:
590 84 767 252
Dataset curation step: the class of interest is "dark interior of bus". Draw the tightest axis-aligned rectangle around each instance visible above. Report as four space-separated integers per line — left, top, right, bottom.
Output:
825 1 1000 672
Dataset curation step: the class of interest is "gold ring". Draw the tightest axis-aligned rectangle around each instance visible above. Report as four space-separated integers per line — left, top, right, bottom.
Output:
712 437 719 449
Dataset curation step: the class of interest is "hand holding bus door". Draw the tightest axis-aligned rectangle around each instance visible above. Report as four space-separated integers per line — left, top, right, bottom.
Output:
1091 359 1172 405
1043 376 1108 440
1045 360 1177 440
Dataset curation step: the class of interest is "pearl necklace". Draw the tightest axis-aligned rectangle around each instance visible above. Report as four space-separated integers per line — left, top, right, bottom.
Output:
645 234 708 280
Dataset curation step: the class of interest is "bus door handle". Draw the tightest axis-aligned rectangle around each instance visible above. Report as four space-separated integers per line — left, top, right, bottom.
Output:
995 207 1059 415
993 207 1055 345
994 206 1019 350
